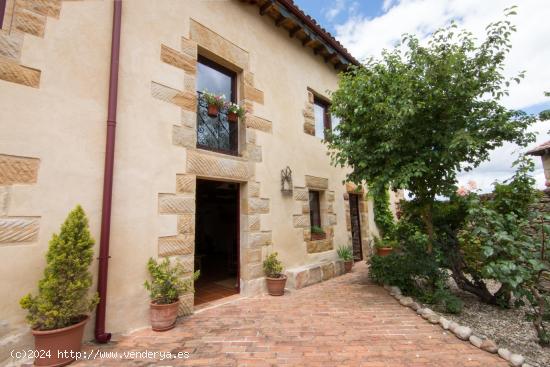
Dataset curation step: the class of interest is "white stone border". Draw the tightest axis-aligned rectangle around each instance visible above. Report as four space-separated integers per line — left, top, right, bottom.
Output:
383 285 533 367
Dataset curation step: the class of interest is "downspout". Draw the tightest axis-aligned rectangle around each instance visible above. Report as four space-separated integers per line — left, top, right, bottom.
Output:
95 0 122 343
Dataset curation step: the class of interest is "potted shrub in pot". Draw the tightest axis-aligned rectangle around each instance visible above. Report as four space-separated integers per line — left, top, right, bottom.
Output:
20 205 99 367
202 90 225 117
263 252 286 296
310 225 326 241
337 246 354 273
144 258 199 331
374 237 395 257
225 102 246 123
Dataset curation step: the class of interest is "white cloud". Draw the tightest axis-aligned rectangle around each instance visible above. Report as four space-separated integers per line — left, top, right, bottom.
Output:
323 0 346 21
335 0 550 109
382 0 397 11
334 0 550 191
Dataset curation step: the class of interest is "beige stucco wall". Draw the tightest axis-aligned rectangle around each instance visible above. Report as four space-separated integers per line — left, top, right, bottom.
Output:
0 0 384 360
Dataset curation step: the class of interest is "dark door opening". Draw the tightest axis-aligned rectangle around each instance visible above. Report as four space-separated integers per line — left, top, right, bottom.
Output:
349 193 363 261
194 179 240 305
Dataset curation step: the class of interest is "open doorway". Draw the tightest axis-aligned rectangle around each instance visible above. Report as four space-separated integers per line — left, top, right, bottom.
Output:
194 179 240 305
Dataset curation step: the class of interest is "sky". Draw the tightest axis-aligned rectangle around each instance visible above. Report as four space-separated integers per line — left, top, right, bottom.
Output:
294 0 550 192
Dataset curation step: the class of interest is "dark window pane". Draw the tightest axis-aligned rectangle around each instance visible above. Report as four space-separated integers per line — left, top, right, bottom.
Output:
309 191 321 228
195 57 237 155
196 59 234 101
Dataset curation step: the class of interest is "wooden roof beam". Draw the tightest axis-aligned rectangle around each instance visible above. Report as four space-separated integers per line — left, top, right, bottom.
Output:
259 1 274 15
289 25 301 38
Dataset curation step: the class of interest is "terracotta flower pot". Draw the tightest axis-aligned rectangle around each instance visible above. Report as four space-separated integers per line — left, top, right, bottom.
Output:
227 112 238 122
207 104 219 117
376 247 393 257
266 275 287 296
32 316 88 367
150 300 179 331
344 260 353 273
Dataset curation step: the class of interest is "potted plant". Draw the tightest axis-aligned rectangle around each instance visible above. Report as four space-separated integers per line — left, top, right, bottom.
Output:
225 102 246 123
202 90 225 117
374 237 395 257
337 246 354 273
310 225 326 241
263 252 286 296
144 258 199 331
20 205 99 367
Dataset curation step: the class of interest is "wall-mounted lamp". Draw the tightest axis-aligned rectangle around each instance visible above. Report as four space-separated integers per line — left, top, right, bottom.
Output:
281 166 293 194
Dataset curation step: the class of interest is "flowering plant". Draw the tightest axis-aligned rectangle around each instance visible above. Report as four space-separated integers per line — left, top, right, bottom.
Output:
225 102 246 118
202 90 226 108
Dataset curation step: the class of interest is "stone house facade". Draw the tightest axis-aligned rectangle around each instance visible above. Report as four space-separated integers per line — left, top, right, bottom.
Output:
0 0 400 358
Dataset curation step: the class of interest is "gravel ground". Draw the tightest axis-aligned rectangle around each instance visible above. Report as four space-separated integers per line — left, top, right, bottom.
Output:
429 280 550 367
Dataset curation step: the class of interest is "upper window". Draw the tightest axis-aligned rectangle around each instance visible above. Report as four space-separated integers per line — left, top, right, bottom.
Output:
196 56 238 155
196 56 235 102
313 97 330 139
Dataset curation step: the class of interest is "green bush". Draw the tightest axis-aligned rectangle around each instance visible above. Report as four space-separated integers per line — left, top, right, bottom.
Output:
443 294 464 314
310 226 325 234
20 206 99 331
144 258 199 305
369 221 446 296
263 252 283 278
337 246 353 261
371 184 396 239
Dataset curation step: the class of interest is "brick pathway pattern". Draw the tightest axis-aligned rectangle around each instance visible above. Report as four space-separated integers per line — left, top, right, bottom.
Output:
75 263 507 366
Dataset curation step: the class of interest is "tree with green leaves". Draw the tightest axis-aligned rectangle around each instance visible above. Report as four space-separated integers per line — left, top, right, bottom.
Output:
327 8 538 251
20 206 98 330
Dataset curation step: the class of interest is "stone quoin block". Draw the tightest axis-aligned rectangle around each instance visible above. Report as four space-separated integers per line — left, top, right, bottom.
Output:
190 20 249 69
158 194 195 214
14 7 46 37
0 154 40 185
0 59 41 88
247 231 272 248
160 44 197 74
293 187 308 201
248 215 260 231
186 150 249 181
158 235 194 257
246 197 269 214
305 175 328 190
176 174 196 194
172 125 196 148
0 217 40 244
17 0 62 18
177 214 194 234
293 214 310 228
0 32 24 61
245 115 272 133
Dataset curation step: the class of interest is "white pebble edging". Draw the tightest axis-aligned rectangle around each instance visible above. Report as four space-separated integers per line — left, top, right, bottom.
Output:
384 284 529 367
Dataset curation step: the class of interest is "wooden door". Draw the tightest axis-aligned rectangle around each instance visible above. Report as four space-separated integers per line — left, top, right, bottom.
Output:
349 194 363 261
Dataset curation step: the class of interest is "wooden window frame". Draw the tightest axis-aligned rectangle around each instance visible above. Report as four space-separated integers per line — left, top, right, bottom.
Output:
196 55 239 156
313 96 331 138
197 55 237 103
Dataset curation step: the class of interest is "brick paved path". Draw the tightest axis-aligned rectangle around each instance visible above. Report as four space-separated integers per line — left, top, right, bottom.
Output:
76 263 507 366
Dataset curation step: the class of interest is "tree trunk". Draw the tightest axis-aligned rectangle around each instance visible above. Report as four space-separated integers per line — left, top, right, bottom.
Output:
421 203 434 253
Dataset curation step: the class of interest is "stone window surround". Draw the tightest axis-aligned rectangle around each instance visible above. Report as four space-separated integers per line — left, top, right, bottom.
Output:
292 175 336 254
303 88 332 137
152 19 276 315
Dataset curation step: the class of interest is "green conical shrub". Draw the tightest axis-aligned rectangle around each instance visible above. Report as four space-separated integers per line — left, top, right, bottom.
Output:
20 205 99 331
